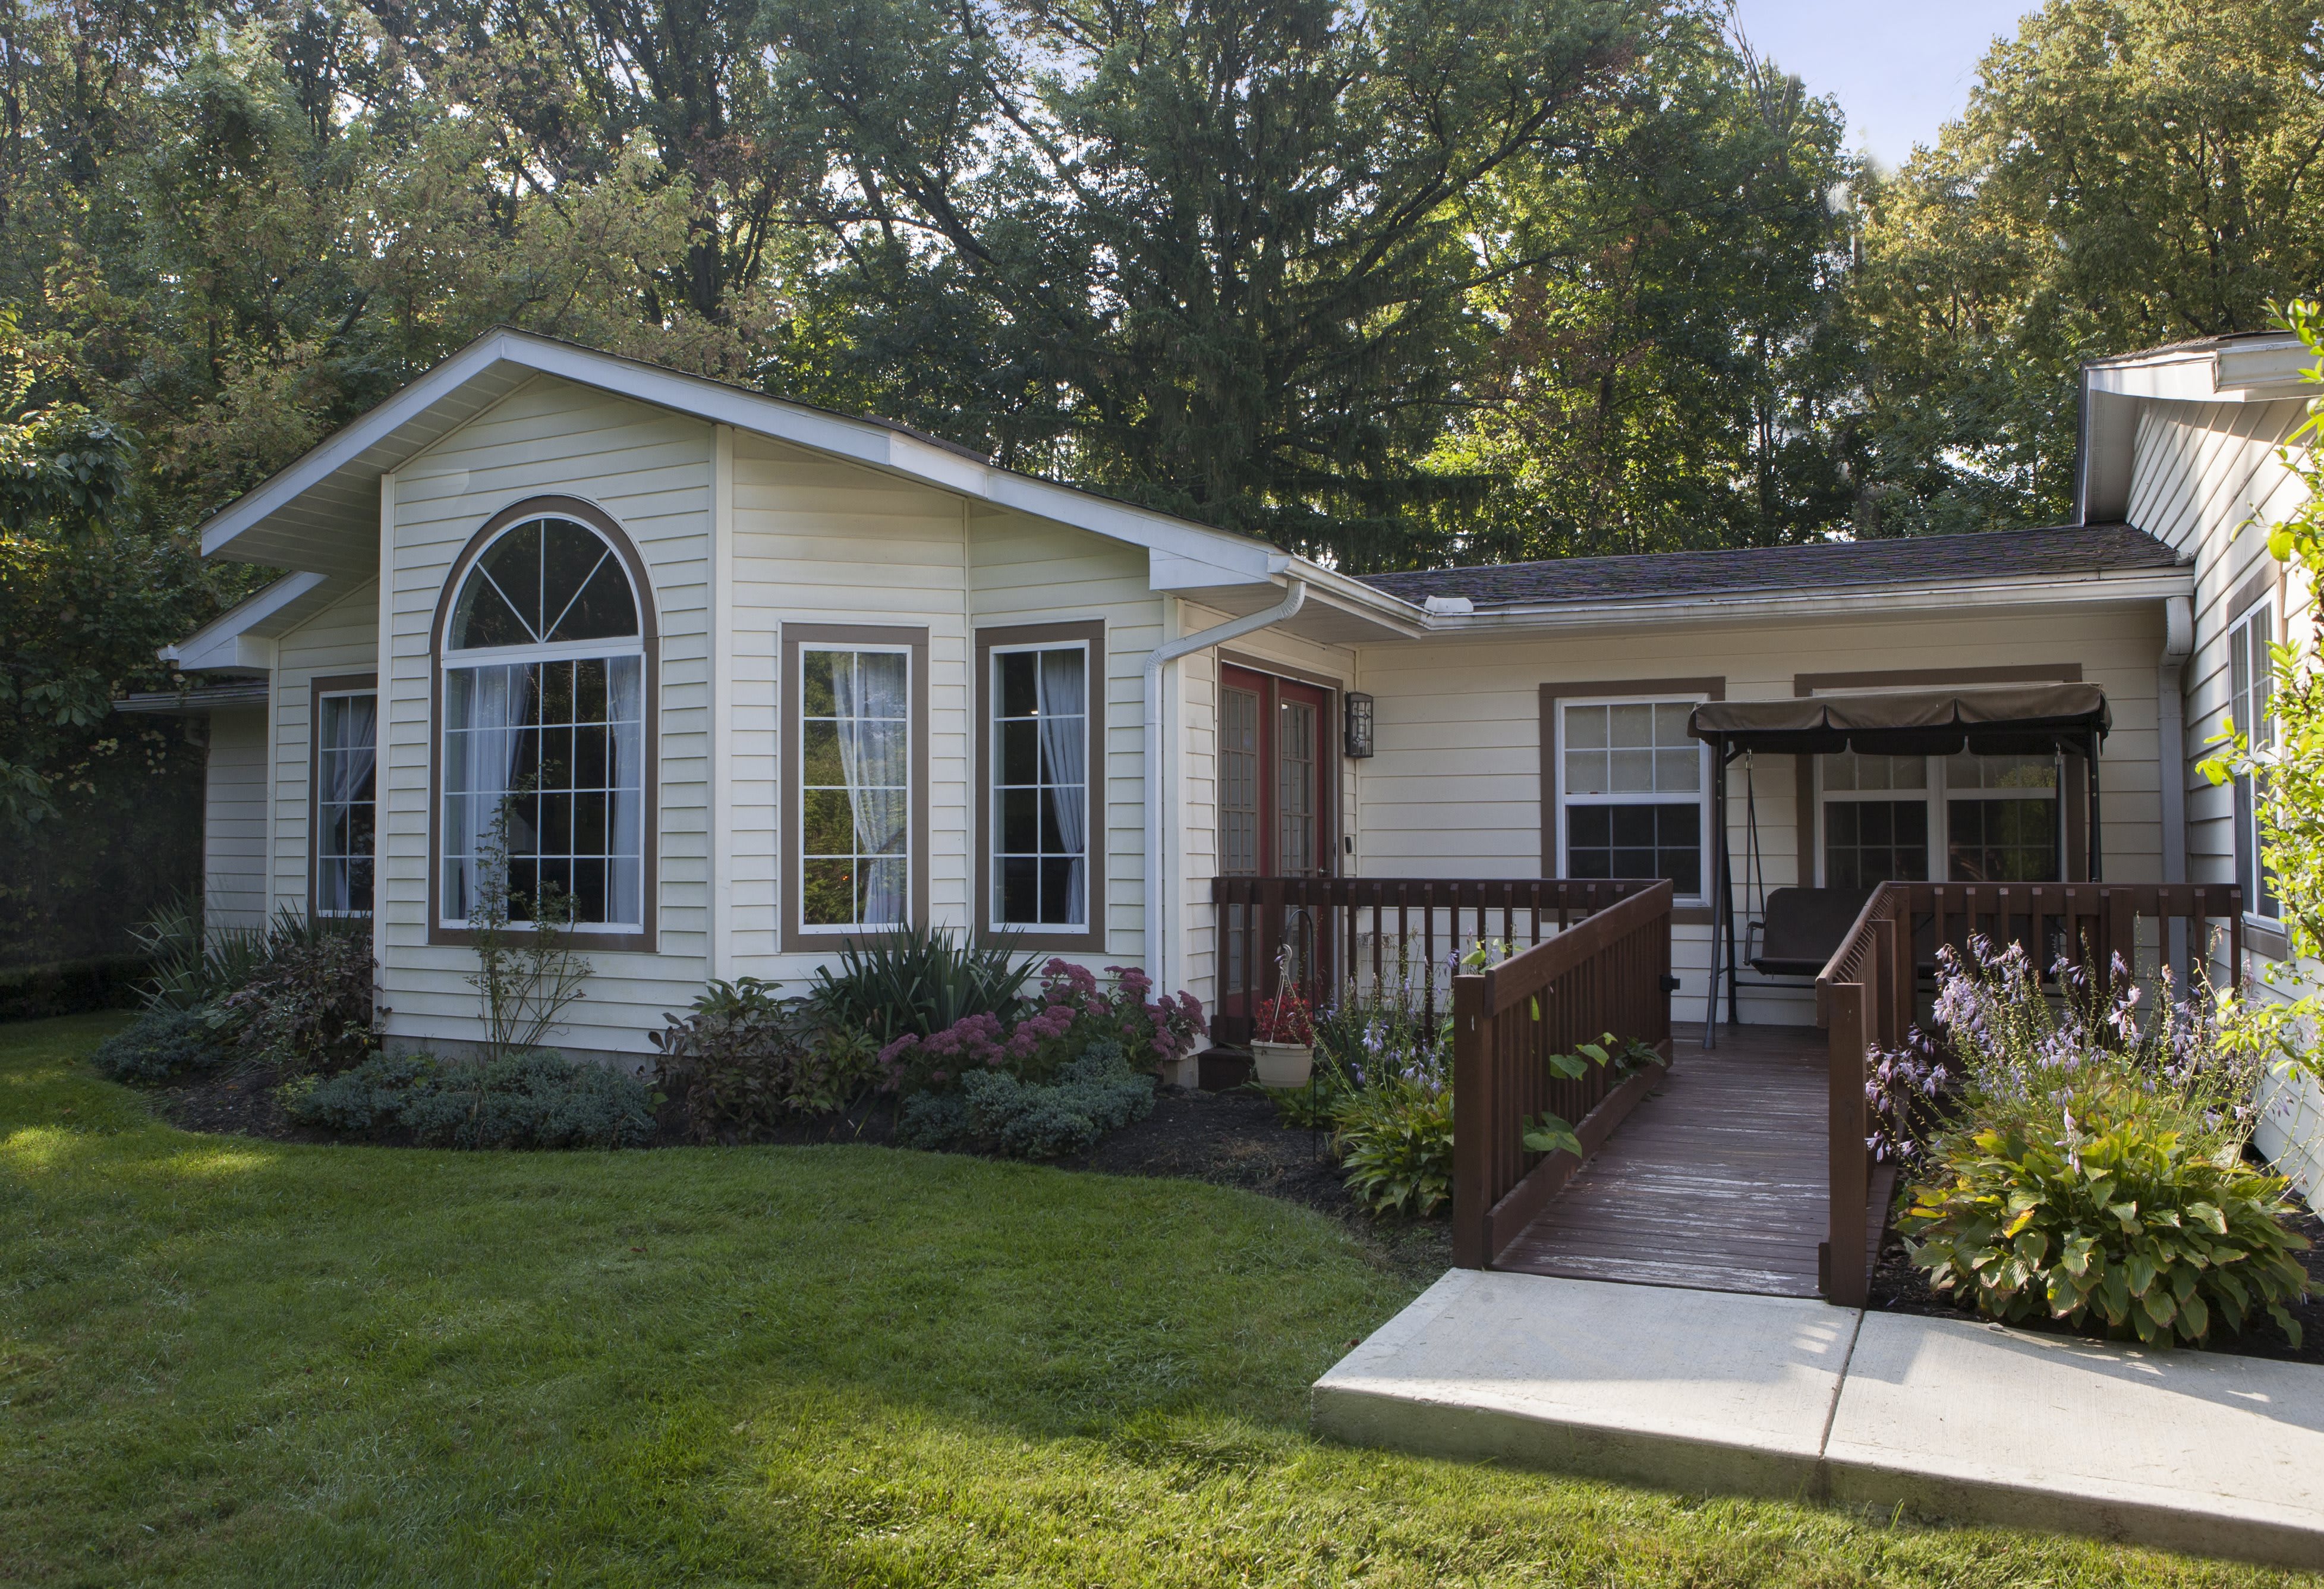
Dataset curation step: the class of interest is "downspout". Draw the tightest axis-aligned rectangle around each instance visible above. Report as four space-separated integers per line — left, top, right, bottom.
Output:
1142 580 1309 1005
2158 593 2194 977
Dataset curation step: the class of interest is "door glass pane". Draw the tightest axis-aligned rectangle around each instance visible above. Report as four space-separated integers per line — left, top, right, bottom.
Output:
1278 700 1316 876
1221 687 1260 875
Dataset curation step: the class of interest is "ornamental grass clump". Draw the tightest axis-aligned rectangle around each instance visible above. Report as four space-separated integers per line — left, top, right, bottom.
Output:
1889 937 2309 1347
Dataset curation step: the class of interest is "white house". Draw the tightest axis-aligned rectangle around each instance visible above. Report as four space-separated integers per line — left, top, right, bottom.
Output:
149 327 2237 1078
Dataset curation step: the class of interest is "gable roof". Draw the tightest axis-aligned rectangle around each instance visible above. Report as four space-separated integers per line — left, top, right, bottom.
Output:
192 327 1295 592
1357 524 2186 612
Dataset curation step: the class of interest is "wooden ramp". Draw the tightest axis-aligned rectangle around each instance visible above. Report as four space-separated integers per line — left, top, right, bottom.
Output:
1493 1025 1832 1298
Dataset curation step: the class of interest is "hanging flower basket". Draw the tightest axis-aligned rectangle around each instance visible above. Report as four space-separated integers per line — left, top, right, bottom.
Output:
1251 990 1315 1088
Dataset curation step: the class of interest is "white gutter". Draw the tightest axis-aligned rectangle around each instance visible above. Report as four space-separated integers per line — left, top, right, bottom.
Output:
1142 580 1308 1015
2158 593 2195 978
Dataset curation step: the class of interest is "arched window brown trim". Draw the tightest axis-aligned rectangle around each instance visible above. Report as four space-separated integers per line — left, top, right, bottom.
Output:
427 495 659 953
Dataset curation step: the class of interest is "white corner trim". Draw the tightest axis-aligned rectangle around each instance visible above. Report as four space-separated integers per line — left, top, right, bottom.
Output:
709 424 736 982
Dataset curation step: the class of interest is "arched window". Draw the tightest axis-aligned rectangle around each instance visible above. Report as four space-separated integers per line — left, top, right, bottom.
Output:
437 508 650 936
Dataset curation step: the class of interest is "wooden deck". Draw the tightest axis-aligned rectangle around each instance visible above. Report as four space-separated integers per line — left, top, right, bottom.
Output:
1493 1025 1840 1298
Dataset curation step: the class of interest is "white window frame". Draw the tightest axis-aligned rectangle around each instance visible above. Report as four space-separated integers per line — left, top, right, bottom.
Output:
986 637 1092 934
437 520 648 935
1812 751 2065 887
314 686 379 918
2229 597 2281 923
795 641 917 937
1554 693 1713 906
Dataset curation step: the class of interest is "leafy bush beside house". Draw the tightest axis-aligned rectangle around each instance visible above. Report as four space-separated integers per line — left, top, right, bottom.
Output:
878 961 1204 1159
806 925 1037 1044
650 977 881 1141
90 1006 230 1084
284 1050 657 1150
1885 938 2309 1347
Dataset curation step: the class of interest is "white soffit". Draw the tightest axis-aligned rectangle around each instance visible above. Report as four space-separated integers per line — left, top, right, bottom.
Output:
161 570 348 670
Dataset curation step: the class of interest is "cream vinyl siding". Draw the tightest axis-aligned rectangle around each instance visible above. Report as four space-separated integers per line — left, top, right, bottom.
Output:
968 509 1164 959
2128 399 2309 921
203 706 270 930
266 581 381 913
380 377 714 1060
1339 604 2167 1026
2125 397 2322 1197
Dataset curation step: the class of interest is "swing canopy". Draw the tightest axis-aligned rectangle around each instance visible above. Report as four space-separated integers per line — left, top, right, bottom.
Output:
1685 683 2110 759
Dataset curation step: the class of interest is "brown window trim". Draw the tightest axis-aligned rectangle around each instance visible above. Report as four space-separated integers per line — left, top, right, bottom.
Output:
781 622 933 948
1793 663 2087 885
426 495 660 954
2225 596 2284 930
1215 652 1344 877
1538 678 1724 927
975 620 1107 952
308 672 378 920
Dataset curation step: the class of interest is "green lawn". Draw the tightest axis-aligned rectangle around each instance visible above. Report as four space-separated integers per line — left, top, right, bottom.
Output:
0 1015 2310 1587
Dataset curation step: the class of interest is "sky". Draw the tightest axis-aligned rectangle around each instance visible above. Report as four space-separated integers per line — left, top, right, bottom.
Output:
1727 1 2043 169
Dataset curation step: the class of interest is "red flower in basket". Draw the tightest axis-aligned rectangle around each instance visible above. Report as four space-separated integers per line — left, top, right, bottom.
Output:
1254 989 1314 1046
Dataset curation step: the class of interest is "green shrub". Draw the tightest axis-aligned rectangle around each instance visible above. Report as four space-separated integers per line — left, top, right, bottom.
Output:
807 924 1035 1043
650 977 879 1140
220 919 379 1073
1334 1075 1454 1217
1900 1111 2311 1347
135 900 335 1014
90 1006 229 1084
282 1050 657 1150
896 1040 1154 1158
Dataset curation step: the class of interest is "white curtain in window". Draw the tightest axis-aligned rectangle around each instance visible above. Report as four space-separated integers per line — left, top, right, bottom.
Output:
1036 649 1087 926
320 695 377 913
834 651 909 926
448 662 529 918
607 655 643 925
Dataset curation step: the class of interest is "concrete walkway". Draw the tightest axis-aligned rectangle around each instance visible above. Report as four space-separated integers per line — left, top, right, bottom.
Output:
1314 1269 2324 1568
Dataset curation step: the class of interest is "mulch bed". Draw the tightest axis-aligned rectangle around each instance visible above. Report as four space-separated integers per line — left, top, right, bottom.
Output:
150 1061 1451 1281
1868 1207 2324 1367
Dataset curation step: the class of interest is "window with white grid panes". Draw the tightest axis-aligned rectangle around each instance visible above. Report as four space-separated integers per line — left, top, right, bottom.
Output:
1557 698 1706 898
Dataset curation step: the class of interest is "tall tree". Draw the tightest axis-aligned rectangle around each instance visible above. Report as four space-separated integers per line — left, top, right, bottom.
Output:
1847 0 2324 536
759 0 1679 563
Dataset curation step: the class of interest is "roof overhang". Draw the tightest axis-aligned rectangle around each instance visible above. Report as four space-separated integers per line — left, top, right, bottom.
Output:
2079 335 2319 523
160 570 355 671
115 679 272 715
196 329 1296 589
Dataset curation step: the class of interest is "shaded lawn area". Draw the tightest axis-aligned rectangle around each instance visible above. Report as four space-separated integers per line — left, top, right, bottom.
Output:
1 1015 2312 1588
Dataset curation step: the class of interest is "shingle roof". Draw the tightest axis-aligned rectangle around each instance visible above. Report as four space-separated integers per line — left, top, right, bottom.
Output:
1356 524 2184 610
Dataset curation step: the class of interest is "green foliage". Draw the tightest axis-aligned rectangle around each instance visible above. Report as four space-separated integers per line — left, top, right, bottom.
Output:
1900 1112 2310 1348
89 1005 228 1084
1847 0 2324 536
133 898 274 1012
464 790 591 1063
650 977 881 1140
807 924 1035 1044
1519 1113 1583 1160
1334 1077 1455 1217
217 915 378 1073
284 1049 658 1150
895 1039 1155 1159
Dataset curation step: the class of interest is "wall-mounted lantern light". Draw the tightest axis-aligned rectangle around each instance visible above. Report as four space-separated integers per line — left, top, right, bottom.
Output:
1344 691 1376 759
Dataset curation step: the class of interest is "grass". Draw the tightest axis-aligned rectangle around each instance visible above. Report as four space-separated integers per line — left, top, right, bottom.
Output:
0 1014 2313 1587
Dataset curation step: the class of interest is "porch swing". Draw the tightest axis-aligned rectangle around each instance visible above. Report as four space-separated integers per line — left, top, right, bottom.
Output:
1686 684 2113 1049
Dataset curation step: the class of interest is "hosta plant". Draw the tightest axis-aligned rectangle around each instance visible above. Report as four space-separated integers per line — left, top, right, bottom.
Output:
1335 1075 1454 1217
1900 1110 2310 1348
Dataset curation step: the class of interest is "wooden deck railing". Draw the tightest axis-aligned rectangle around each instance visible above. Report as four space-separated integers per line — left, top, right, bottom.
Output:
1450 880 1676 1269
1814 882 2246 1306
1210 874 1665 1046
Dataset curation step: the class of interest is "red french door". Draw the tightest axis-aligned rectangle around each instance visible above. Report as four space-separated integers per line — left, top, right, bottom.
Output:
1221 665 1334 1021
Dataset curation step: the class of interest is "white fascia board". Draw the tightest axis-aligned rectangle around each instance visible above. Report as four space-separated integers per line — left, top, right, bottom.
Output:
198 328 1291 579
160 570 332 669
2083 338 2317 402
1423 568 2194 636
197 337 515 558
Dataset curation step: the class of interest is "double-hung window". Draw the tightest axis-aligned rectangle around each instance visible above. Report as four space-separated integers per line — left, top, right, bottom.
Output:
1557 698 1707 898
1820 752 1928 889
2229 600 2281 920
1944 753 2060 882
990 641 1090 930
438 512 648 936
314 685 378 915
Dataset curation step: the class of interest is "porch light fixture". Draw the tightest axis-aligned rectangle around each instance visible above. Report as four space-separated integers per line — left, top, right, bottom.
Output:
1344 691 1376 759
